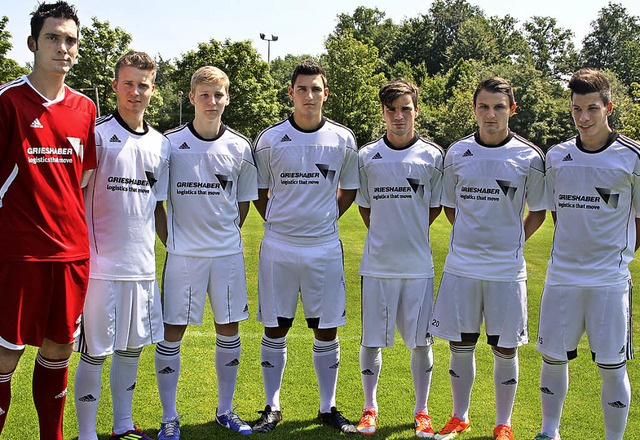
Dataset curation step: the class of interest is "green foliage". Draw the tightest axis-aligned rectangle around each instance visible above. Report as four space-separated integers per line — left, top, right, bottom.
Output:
66 17 132 116
145 56 181 132
620 83 640 138
0 16 28 84
172 39 281 139
322 32 386 145
523 16 578 79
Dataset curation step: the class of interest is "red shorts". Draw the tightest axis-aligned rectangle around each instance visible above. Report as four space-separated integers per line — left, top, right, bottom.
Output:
0 260 90 348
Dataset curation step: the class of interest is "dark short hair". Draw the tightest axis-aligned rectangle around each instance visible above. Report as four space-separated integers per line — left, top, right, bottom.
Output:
114 51 157 82
568 68 611 105
291 59 327 88
30 1 80 41
473 77 515 107
379 79 419 109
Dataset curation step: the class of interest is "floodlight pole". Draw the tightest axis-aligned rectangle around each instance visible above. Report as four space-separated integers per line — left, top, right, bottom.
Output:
259 33 279 64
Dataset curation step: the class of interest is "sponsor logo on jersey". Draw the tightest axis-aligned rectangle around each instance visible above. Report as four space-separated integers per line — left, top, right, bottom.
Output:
329 361 340 369
316 164 336 184
462 149 473 157
261 361 275 368
127 382 136 391
608 401 627 409
562 154 573 162
460 185 501 202
178 142 190 149
372 152 383 160
496 180 518 200
158 366 175 375
109 134 121 143
501 378 518 386
79 394 97 402
30 118 44 129
215 174 234 195
0 407 4 416
361 369 374 376
595 187 620 208
226 359 240 367
55 388 68 399
407 177 425 198
540 387 554 395
280 134 292 143
449 370 460 378
67 137 84 161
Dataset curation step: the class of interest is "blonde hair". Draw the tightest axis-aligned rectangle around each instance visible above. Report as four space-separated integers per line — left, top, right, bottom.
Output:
190 66 230 94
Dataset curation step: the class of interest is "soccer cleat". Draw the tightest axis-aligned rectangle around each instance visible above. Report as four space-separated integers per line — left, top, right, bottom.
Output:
493 424 513 440
158 416 181 440
318 406 357 434
216 409 252 435
109 426 153 440
356 408 378 435
435 415 470 439
253 405 282 433
415 412 435 438
533 433 560 440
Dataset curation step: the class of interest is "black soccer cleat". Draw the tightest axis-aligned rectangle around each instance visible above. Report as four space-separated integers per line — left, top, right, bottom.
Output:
252 405 282 433
318 406 357 434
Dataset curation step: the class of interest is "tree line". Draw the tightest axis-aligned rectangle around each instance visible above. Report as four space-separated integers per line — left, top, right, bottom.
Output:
1 0 639 149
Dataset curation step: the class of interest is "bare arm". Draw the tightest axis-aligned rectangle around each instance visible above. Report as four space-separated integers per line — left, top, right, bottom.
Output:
338 188 357 218
253 188 269 221
154 201 168 246
524 210 546 241
429 206 442 225
444 206 455 225
81 169 94 188
238 201 250 228
358 206 370 229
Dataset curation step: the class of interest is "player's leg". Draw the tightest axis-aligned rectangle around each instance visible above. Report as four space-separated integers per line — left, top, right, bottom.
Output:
74 353 107 440
155 323 186 437
0 346 23 433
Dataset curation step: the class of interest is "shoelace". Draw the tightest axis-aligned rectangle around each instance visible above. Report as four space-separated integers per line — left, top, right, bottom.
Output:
162 419 180 436
415 413 431 428
441 417 464 431
360 409 376 424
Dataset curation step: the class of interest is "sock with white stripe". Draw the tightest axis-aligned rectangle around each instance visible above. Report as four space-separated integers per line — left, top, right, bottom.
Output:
111 348 142 434
155 340 182 421
33 353 69 440
313 337 340 414
75 354 107 440
598 362 630 440
215 333 241 414
493 348 518 427
412 345 433 415
449 344 475 422
0 369 14 433
260 335 287 410
539 356 568 438
359 346 381 411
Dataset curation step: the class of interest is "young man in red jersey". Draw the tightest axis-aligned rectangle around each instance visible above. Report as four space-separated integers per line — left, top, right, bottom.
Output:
0 2 97 438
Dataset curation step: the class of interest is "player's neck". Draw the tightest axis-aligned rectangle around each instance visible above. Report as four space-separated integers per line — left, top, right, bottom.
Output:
119 107 146 132
477 128 509 146
579 127 613 151
193 116 222 139
293 112 323 131
27 69 66 101
386 131 415 149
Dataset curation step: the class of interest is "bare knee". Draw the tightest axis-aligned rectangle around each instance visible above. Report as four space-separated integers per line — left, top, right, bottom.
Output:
492 345 517 356
0 346 24 374
215 322 239 337
39 338 74 361
264 327 289 339
163 324 188 342
313 327 337 341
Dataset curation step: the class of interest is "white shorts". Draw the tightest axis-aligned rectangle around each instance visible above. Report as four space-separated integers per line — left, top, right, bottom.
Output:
162 253 250 326
537 281 633 364
257 236 346 329
430 273 528 348
75 279 164 356
361 277 434 349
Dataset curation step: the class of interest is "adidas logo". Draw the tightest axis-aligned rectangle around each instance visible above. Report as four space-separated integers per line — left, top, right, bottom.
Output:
55 388 68 399
372 152 383 160
243 304 249 313
280 134 292 142
341 310 346 317
158 366 175 375
462 149 473 157
261 361 274 368
562 154 573 162
178 142 190 149
109 134 121 143
361 369 374 376
79 394 97 402
449 369 460 378
501 378 518 386
329 362 340 369
540 387 554 395
30 118 44 129
226 359 240 367
426 366 434 373
619 346 626 354
608 401 627 409
127 382 136 392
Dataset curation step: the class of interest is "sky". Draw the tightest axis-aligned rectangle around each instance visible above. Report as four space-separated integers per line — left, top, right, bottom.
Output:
3 0 640 66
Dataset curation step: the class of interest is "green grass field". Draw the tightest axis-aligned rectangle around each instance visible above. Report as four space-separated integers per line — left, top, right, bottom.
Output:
4 206 640 439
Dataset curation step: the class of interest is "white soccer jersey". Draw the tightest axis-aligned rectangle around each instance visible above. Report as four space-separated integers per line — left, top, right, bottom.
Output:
85 112 170 280
356 134 444 278
165 123 258 257
254 116 359 243
545 132 640 286
442 131 546 281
